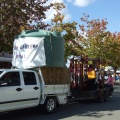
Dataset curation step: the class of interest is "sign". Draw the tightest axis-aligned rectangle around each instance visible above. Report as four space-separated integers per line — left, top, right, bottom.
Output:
0 52 12 62
0 51 12 58
12 37 46 69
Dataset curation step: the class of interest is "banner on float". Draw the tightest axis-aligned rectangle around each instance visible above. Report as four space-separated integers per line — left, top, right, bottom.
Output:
12 37 46 69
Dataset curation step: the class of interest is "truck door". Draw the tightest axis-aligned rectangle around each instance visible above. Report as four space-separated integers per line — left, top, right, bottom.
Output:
0 71 23 111
22 71 40 107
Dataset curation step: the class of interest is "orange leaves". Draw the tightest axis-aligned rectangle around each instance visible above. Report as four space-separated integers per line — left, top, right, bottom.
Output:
80 14 108 37
51 12 64 26
53 2 65 11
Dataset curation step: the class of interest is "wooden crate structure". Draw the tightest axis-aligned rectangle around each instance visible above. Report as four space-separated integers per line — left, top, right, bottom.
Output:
41 67 71 85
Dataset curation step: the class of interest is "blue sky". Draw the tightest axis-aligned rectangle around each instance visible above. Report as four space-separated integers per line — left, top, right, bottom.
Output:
44 0 120 33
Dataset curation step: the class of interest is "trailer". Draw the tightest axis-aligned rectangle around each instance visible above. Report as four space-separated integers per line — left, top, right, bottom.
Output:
67 56 112 103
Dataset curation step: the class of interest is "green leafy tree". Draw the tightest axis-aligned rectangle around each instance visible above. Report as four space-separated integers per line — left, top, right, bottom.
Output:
78 14 120 76
103 32 120 76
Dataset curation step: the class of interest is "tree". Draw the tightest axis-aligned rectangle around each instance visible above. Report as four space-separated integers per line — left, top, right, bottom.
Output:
103 32 120 75
50 2 82 60
78 14 120 75
0 0 53 51
50 4 120 71
78 14 109 59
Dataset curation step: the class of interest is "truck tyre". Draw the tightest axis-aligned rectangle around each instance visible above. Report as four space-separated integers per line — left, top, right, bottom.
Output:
97 92 104 103
104 91 110 102
43 97 57 114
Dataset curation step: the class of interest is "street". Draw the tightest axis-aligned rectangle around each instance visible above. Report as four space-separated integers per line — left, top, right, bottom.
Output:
0 84 120 120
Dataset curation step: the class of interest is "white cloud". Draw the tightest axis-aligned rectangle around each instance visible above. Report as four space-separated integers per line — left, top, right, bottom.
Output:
67 0 95 7
43 0 71 23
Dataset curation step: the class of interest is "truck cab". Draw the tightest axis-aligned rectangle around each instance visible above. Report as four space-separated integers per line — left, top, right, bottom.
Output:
0 69 41 112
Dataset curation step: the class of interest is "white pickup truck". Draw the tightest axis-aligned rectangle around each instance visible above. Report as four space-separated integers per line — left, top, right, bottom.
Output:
0 68 70 114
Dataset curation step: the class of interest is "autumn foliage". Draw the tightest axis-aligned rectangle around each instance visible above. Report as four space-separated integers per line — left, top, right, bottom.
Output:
0 0 53 51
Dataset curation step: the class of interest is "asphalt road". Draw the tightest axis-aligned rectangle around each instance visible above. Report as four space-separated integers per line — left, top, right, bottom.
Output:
0 85 120 120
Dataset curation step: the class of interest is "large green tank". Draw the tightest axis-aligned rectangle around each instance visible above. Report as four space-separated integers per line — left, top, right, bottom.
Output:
15 29 65 67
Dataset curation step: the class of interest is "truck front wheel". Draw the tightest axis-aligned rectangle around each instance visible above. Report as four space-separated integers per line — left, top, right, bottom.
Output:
43 97 57 114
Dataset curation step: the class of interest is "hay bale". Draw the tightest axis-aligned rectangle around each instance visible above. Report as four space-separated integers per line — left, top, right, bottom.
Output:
41 67 71 85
